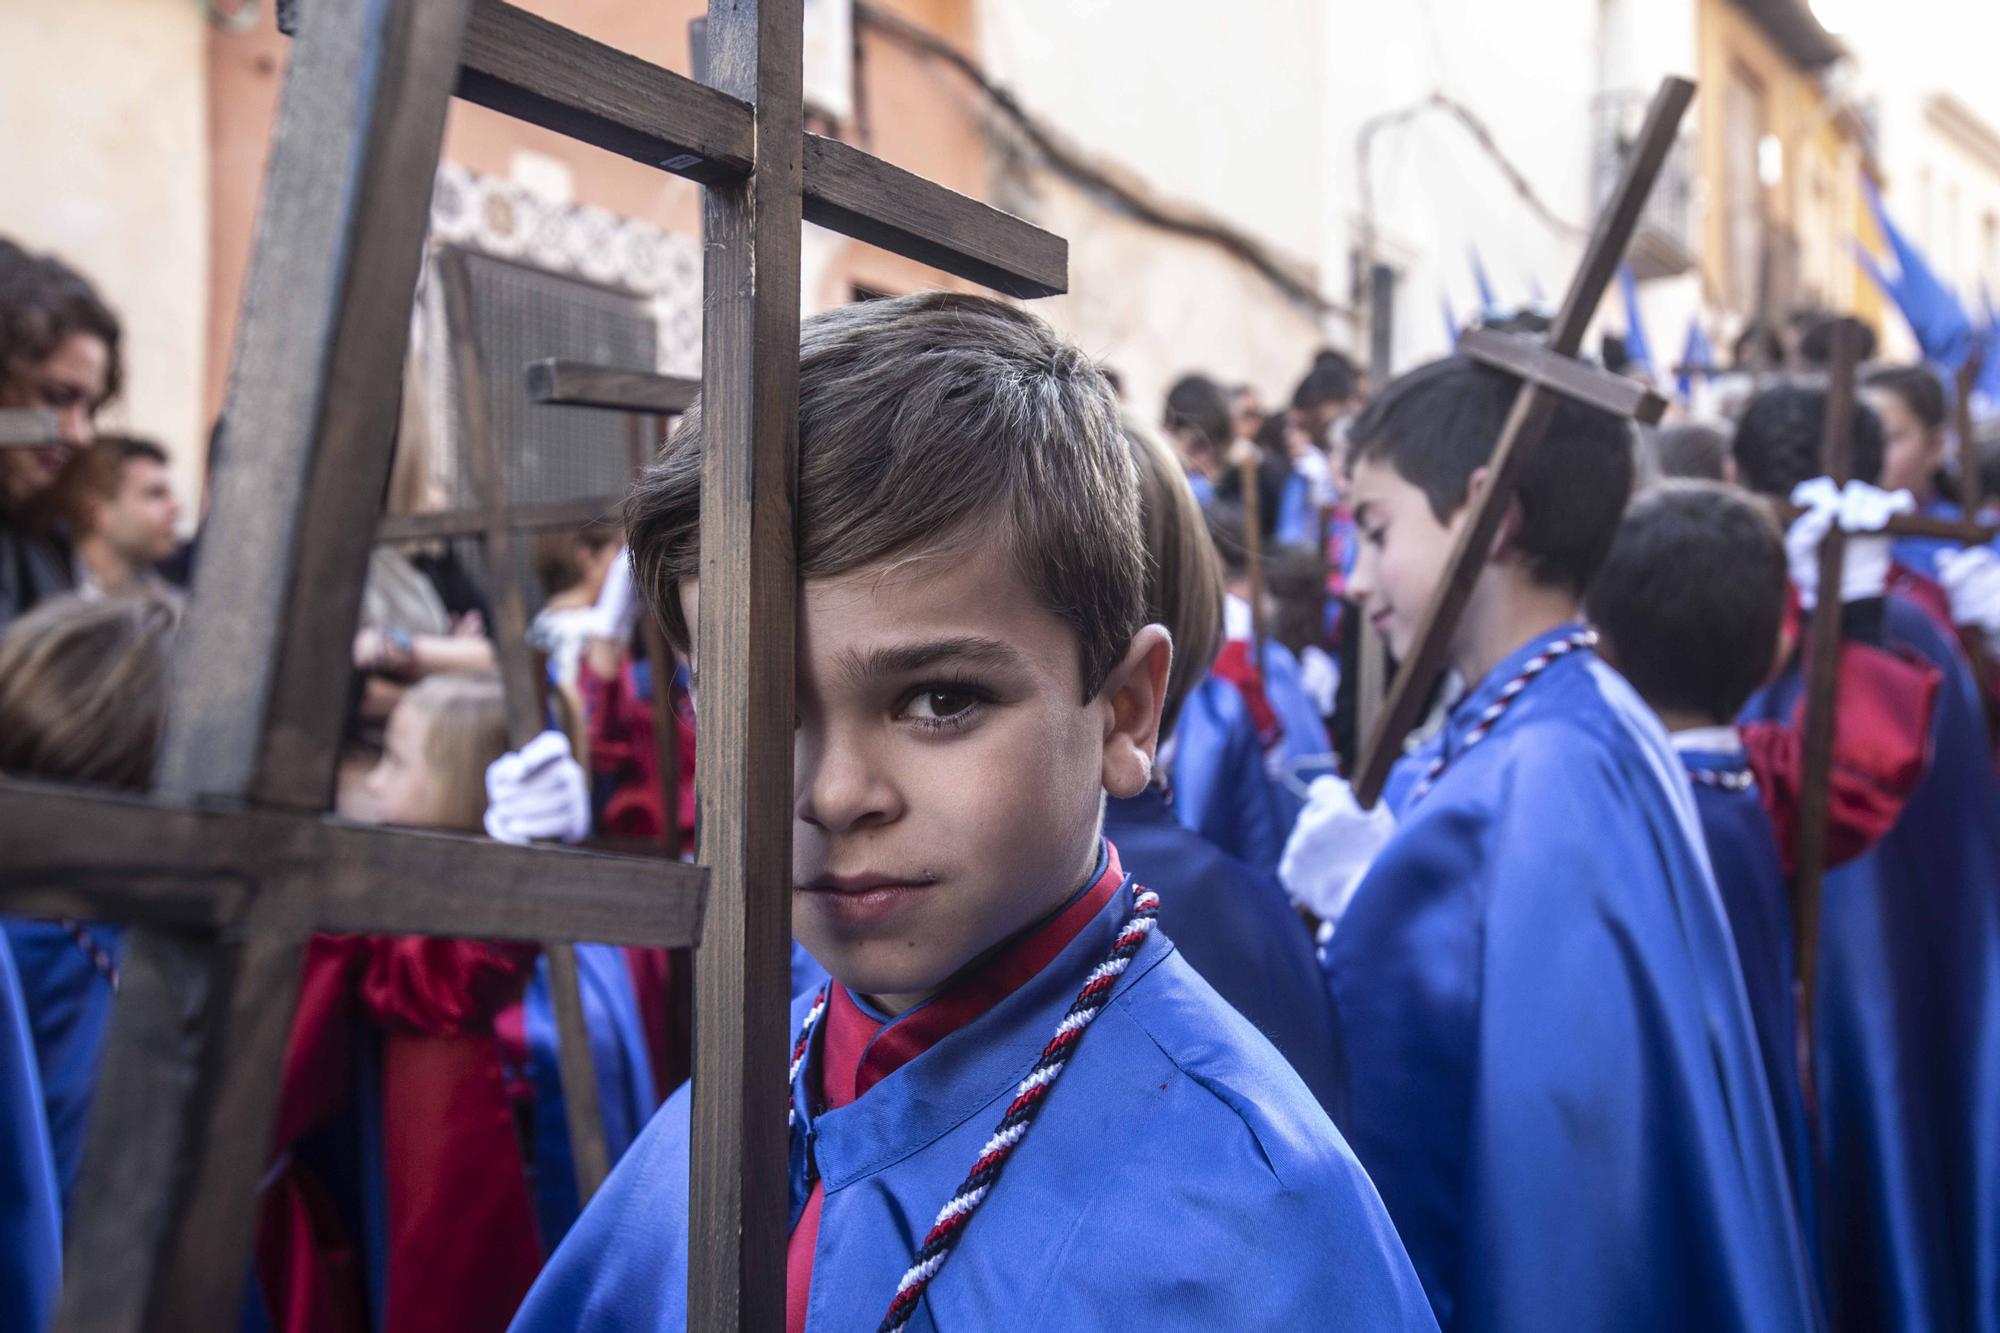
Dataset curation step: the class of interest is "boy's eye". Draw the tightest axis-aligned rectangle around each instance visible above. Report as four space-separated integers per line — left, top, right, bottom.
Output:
908 687 979 722
897 681 992 732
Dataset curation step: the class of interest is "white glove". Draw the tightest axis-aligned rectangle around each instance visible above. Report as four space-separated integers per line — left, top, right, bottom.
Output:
587 546 643 644
1278 775 1397 932
484 730 592 845
1786 478 1915 609
1939 545 2000 654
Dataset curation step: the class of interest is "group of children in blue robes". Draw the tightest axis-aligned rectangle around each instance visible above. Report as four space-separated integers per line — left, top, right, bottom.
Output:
16 289 2000 1333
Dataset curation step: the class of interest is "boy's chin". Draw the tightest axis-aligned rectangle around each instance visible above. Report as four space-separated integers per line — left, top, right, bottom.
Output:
811 942 966 1013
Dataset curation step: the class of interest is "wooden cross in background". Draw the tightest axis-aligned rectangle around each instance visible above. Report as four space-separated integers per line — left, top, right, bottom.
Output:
1787 325 1999 1033
0 1 1067 1329
1349 75 1693 806
526 355 701 860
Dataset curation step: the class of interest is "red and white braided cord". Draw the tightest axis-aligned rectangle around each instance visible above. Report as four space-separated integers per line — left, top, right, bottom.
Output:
780 885 1160 1330
1413 629 1596 802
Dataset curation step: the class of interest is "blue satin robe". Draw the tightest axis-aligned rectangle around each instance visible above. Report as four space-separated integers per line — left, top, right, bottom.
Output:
1679 751 1819 1285
511 879 1437 1331
523 942 659 1249
3 919 120 1210
1325 626 1818 1332
1742 596 2000 1333
0 931 61 1333
1170 675 1290 871
1105 790 1343 1112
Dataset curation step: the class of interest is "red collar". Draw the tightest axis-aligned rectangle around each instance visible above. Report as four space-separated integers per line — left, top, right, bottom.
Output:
819 844 1125 1109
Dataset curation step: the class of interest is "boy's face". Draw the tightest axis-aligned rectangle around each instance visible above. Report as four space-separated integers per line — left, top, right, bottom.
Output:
1346 454 1466 660
680 527 1168 1015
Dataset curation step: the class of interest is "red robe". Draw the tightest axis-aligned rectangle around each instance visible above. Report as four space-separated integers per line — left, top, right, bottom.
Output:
254 937 540 1333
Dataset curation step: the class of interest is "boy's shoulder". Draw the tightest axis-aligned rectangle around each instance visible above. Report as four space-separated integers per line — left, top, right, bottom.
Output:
1105 942 1347 1189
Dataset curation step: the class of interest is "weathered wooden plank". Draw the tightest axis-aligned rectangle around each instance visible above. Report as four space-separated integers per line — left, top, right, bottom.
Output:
801 133 1066 298
0 778 707 947
447 1 1066 298
378 494 625 544
1458 326 1668 425
55 0 481 1322
528 359 701 415
1351 76 1695 807
439 247 616 1201
457 0 755 183
687 2 803 1328
629 415 687 860
1791 321 1860 1031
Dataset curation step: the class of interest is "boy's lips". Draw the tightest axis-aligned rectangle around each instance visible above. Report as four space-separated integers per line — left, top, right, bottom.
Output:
797 872 939 927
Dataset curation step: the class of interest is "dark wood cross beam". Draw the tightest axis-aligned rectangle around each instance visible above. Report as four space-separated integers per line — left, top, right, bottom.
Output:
525 355 703 861
432 245 622 1199
14 0 1061 1328
1350 75 1696 807
1789 328 2000 1031
0 4 707 1331
1789 320 1861 1035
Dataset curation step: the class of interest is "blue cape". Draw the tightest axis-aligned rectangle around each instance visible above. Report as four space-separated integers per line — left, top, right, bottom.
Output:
523 942 659 1249
1742 597 2000 1333
1325 626 1818 1331
3 919 120 1210
512 881 1436 1331
1105 788 1342 1112
0 930 61 1333
1680 754 1820 1289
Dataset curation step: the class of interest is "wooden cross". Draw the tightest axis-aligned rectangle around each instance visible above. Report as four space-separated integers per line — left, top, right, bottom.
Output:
526 354 703 859
1787 326 2000 1031
0 2 1065 1330
1350 75 1693 806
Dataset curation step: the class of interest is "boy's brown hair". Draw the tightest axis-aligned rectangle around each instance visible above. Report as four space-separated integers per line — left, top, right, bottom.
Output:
0 591 178 788
627 292 1144 700
1120 414 1222 739
400 673 513 833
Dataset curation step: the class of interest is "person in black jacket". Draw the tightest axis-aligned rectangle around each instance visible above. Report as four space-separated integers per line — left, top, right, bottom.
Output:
0 238 122 636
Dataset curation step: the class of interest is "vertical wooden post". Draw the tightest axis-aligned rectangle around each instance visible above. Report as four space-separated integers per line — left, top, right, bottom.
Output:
59 1 474 1327
437 246 614 1200
1239 456 1267 667
628 413 687 859
689 2 803 1328
1791 320 1860 1033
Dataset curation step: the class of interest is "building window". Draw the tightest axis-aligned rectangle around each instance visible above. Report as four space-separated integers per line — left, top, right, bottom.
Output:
1722 61 1771 314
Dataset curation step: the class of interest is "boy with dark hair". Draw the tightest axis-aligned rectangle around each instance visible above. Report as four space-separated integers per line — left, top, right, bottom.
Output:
1731 384 2000 1333
1587 481 1938 1256
58 436 183 599
1323 356 1817 1330
512 293 1434 1331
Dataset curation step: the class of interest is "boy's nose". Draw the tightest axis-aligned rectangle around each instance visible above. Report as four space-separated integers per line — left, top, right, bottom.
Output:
794 734 902 834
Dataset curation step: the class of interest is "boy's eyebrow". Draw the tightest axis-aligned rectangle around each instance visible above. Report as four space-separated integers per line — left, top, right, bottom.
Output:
835 635 1030 683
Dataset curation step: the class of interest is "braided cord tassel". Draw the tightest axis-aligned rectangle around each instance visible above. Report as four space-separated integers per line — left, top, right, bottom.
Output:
1688 767 1755 792
1413 629 1596 803
877 886 1160 1332
788 986 829 1130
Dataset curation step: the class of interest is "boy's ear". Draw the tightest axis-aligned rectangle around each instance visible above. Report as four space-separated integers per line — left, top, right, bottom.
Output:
1099 624 1172 800
1463 464 1525 564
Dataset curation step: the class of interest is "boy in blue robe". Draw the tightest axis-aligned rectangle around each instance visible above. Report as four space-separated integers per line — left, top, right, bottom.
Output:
1321 356 1818 1331
512 294 1434 1331
1587 479 1940 1297
1103 414 1343 1111
1732 384 2000 1333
